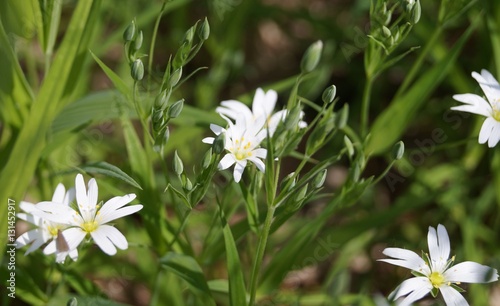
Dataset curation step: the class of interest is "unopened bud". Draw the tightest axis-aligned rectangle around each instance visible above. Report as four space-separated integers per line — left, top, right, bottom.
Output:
183 26 195 45
202 148 212 169
284 106 302 130
411 1 421 24
131 59 144 81
134 30 143 50
335 104 349 129
173 150 184 175
391 141 405 160
300 40 323 73
312 169 327 188
213 133 226 154
296 184 308 202
168 99 184 118
155 91 168 110
280 172 296 191
344 135 354 158
382 26 391 38
169 67 183 88
198 17 210 41
123 20 136 42
322 85 336 105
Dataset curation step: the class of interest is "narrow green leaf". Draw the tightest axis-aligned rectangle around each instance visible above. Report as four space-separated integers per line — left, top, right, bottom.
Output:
78 161 142 190
366 19 478 155
219 209 247 306
90 50 131 98
160 252 214 301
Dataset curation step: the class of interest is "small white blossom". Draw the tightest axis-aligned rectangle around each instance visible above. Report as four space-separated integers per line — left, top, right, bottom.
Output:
203 116 267 183
216 88 306 137
379 224 498 306
452 69 500 147
33 174 143 256
15 183 78 263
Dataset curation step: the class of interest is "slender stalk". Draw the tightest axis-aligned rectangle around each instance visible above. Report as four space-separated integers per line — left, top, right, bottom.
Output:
148 1 167 91
248 205 275 306
360 76 373 137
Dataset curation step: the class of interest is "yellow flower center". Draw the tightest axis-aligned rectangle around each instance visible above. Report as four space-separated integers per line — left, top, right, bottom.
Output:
429 271 445 288
82 220 99 233
47 225 60 237
232 138 253 160
492 101 500 121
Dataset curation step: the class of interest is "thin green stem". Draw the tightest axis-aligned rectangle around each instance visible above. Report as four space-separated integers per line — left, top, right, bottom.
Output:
360 76 373 137
148 1 167 91
248 205 275 306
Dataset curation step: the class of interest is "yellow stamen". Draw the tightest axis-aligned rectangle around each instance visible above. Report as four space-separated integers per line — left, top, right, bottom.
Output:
82 220 99 233
429 271 445 288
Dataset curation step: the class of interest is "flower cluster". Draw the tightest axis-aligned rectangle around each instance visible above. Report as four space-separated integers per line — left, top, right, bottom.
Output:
379 224 498 306
15 174 143 263
203 88 306 182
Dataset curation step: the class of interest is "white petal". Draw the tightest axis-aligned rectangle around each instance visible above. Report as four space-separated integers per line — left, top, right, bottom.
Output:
379 248 430 274
388 277 432 306
68 248 79 261
248 156 265 172
62 227 87 251
91 225 128 255
99 194 136 217
253 148 267 159
428 225 450 272
99 204 143 224
210 124 224 135
64 187 76 206
444 261 499 283
233 161 246 183
219 154 236 170
253 88 277 119
19 201 36 213
52 183 66 203
43 240 57 255
218 100 253 124
452 94 492 117
75 174 88 207
479 117 496 144
16 212 42 226
202 137 215 144
15 230 47 254
472 70 500 104
87 178 98 208
34 202 79 225
487 120 500 147
439 285 469 306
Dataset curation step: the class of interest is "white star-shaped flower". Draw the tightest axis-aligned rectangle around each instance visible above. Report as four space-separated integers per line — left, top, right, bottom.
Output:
452 69 500 147
379 224 498 306
33 174 143 256
216 88 307 137
16 183 78 263
203 116 267 183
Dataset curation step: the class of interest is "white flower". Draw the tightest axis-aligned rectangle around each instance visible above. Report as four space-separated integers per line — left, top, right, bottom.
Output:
15 183 78 263
216 88 307 137
203 116 267 183
379 224 498 306
452 69 500 147
33 174 143 256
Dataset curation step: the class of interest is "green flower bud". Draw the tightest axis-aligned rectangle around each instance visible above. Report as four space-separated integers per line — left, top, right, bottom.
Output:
173 150 184 175
411 1 421 24
152 108 164 132
382 26 391 38
184 176 193 191
198 17 210 41
300 40 323 74
202 148 212 169
213 133 226 154
183 26 195 45
134 30 143 50
312 169 327 188
169 67 183 88
131 59 144 81
284 106 302 130
295 183 308 202
123 20 136 42
335 104 349 129
280 172 296 191
168 99 184 119
344 135 354 158
155 91 169 110
164 126 170 143
67 297 78 306
391 141 405 160
322 85 336 105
